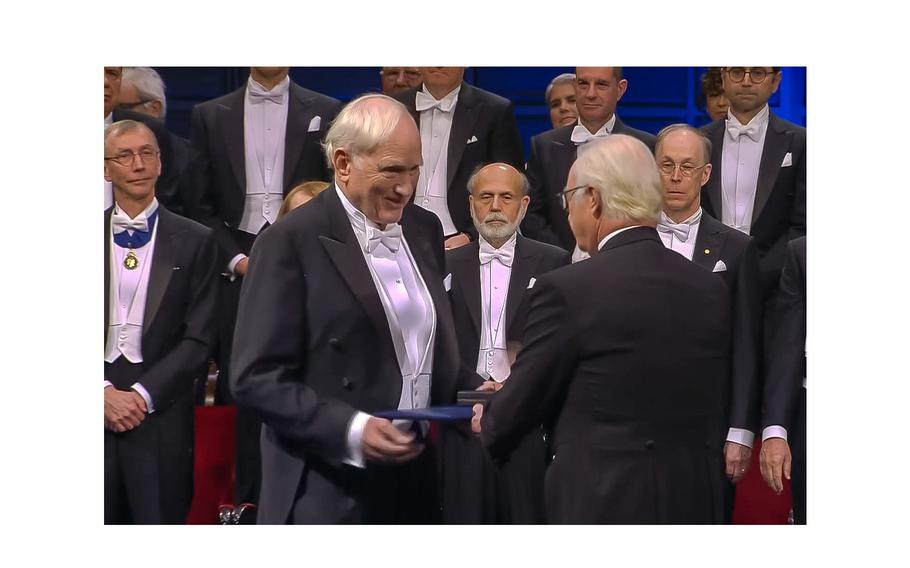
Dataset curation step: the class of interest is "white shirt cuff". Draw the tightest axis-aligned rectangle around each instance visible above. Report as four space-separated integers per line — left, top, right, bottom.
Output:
762 425 788 442
130 383 155 414
227 254 248 281
104 381 113 389
726 428 754 448
343 411 371 469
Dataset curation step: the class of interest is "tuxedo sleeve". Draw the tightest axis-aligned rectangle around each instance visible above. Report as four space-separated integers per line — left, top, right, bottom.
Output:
135 229 218 411
728 238 763 432
788 134 807 242
761 239 806 432
521 138 562 247
481 277 579 460
188 105 243 269
229 223 357 461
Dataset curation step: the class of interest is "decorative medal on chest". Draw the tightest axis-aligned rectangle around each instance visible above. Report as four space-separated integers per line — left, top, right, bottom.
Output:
124 250 140 270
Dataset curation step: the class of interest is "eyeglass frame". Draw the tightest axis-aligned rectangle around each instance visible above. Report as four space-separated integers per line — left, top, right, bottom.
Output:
657 161 709 178
559 184 588 211
104 148 161 167
724 67 775 83
116 99 156 111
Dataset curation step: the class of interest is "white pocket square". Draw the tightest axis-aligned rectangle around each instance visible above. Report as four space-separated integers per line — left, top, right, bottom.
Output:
781 152 792 167
527 277 536 289
308 116 322 132
712 260 727 273
443 273 452 292
467 135 478 144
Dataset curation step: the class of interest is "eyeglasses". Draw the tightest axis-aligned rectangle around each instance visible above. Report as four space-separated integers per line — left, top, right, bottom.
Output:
658 162 707 178
725 67 774 83
559 184 588 210
104 148 160 167
116 99 155 111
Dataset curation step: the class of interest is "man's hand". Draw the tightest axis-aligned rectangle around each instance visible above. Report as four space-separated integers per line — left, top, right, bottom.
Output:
444 233 471 250
104 388 147 432
759 438 792 494
471 403 484 434
724 441 753 483
476 380 503 393
235 257 250 277
362 417 423 464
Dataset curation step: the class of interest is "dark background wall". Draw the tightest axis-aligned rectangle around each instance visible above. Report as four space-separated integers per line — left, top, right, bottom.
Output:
157 67 806 159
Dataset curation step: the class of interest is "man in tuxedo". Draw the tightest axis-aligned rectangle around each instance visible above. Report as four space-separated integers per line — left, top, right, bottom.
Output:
229 94 460 524
104 67 182 214
522 67 656 255
104 120 217 523
393 67 524 249
700 67 806 298
188 67 342 506
655 124 763 522
380 67 422 95
442 163 570 524
473 135 730 524
759 236 806 524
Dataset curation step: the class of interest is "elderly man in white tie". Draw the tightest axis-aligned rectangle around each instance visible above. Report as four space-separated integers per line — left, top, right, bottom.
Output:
655 123 764 523
441 162 569 523
522 67 657 258
229 94 463 524
104 120 217 523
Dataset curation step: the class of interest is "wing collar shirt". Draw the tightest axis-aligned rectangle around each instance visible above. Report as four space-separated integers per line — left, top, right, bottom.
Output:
104 197 159 412
476 233 517 382
721 104 770 235
570 114 616 145
414 84 461 236
657 208 703 260
336 184 436 468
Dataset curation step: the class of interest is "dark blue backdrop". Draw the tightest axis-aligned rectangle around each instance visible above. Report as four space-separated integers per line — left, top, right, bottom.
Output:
156 67 806 160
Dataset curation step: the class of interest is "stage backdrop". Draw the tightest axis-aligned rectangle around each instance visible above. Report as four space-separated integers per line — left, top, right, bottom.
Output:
156 67 806 161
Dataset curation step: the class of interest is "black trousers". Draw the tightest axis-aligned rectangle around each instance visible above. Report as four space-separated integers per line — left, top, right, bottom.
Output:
791 388 807 524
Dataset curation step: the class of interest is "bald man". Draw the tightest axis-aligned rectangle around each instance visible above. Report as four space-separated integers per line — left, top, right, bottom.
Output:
441 162 570 523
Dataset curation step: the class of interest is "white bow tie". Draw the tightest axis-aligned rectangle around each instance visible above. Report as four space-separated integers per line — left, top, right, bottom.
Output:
249 86 284 105
365 224 403 255
570 125 610 145
111 210 150 234
726 122 760 142
415 90 457 113
479 242 514 267
657 209 702 243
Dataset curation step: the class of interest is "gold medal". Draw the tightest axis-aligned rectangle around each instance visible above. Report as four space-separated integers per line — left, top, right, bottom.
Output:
124 250 140 270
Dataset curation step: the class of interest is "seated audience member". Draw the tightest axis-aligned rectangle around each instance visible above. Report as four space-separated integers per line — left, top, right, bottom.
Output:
700 68 729 122
545 73 578 129
474 135 730 524
380 67 423 95
277 180 330 221
104 120 217 524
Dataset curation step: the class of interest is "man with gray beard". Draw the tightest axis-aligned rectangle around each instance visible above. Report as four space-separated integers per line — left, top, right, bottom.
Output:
441 163 569 523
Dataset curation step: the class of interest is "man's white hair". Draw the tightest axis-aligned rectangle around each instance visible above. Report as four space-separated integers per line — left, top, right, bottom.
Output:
572 135 662 222
323 93 413 167
122 67 167 118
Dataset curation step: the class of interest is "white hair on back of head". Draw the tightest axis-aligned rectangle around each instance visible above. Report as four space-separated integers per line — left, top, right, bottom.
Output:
323 93 413 168
122 67 167 118
572 134 663 222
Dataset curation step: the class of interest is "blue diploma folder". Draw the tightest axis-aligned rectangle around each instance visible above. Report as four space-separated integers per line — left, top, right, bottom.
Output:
374 406 474 421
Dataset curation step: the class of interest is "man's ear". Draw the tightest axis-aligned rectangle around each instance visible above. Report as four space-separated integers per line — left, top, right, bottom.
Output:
333 149 352 183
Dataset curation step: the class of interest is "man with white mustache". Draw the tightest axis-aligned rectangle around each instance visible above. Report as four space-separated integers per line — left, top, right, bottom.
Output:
441 163 569 523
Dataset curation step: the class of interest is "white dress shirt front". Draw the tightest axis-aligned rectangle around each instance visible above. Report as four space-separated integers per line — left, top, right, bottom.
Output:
476 234 516 382
336 185 437 468
414 84 461 236
721 104 770 235
104 198 160 412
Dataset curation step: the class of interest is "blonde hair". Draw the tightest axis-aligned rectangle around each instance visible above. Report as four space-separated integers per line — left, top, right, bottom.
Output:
572 135 662 222
323 93 413 168
277 181 330 221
